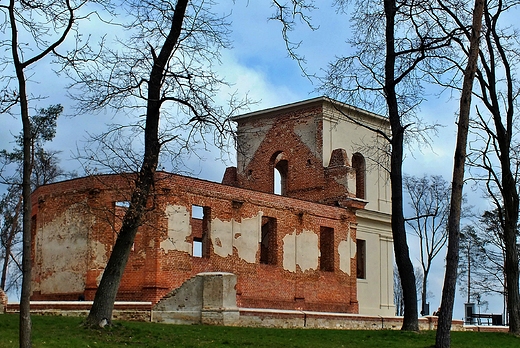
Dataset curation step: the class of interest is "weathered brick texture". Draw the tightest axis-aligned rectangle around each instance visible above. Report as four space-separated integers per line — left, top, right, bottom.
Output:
31 172 361 312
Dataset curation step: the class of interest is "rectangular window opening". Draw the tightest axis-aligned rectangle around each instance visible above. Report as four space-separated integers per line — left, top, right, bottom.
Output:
356 239 366 279
115 201 131 208
192 205 204 219
191 205 210 258
260 216 277 265
193 238 203 258
113 201 130 242
320 226 334 272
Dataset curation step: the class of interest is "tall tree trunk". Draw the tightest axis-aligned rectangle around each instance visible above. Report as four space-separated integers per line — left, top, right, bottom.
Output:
85 0 189 327
20 95 32 348
9 0 33 345
488 5 520 331
435 0 483 346
474 1 520 332
384 0 419 331
501 156 520 332
390 128 418 330
422 269 428 315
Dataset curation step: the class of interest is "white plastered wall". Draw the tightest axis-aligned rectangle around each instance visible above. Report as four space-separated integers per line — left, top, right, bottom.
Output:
35 203 91 294
320 101 394 316
355 210 395 316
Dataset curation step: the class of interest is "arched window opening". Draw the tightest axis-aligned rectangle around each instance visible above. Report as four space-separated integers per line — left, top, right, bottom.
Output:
274 168 282 195
271 151 288 196
352 153 366 200
274 160 288 195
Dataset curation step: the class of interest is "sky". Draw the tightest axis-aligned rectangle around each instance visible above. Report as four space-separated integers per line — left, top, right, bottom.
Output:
0 1 504 321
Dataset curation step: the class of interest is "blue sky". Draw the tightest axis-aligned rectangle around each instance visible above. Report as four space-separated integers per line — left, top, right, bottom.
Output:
1 1 503 320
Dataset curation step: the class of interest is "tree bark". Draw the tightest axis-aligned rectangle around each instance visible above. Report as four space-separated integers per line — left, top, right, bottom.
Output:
422 268 428 315
85 0 189 327
435 0 483 346
501 142 520 332
384 0 419 331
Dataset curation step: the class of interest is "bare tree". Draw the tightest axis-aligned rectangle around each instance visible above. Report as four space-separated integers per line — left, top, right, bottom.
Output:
458 219 507 317
316 0 459 331
394 264 405 316
1 1 110 345
404 174 450 316
432 0 520 335
435 0 484 345
63 0 248 327
458 225 487 305
471 1 520 330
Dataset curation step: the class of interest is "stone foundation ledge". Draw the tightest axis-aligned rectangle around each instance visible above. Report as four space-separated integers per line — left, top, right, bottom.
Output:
237 308 464 331
4 302 467 331
5 301 152 322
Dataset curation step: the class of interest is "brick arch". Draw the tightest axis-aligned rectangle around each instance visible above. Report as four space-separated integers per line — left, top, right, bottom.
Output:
271 151 288 195
352 153 366 199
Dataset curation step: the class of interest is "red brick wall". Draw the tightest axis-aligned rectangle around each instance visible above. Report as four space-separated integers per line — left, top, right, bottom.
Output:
31 172 362 313
235 105 326 198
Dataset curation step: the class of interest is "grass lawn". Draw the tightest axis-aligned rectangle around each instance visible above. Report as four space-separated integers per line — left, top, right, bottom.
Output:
1 314 520 347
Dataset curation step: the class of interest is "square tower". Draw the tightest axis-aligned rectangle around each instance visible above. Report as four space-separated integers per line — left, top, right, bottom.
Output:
231 97 395 315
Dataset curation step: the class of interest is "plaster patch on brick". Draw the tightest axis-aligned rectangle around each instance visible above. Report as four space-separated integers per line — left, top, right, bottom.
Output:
96 269 104 286
283 230 319 272
293 119 319 158
42 271 85 294
211 214 262 262
236 123 273 170
90 240 107 268
338 233 356 275
282 233 296 272
39 203 89 294
211 218 233 258
233 213 262 263
296 230 319 272
161 205 192 254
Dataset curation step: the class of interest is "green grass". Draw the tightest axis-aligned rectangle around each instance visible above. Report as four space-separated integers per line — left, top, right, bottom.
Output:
1 314 519 347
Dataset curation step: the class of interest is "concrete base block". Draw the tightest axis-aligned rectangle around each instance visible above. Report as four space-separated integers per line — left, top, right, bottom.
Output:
152 310 201 325
152 272 238 325
201 308 240 326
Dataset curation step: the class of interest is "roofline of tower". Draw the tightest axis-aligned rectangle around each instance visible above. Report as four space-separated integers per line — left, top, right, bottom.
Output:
231 96 389 125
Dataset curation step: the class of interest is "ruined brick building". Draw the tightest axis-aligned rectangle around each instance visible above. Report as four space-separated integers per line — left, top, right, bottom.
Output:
30 97 395 316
